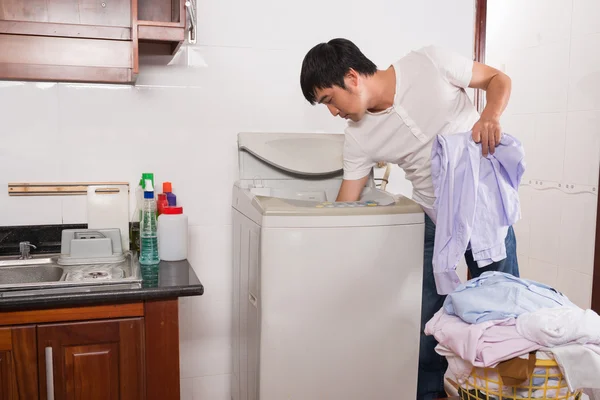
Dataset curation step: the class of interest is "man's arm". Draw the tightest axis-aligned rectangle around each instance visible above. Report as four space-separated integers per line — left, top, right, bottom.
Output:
468 61 512 156
336 175 370 202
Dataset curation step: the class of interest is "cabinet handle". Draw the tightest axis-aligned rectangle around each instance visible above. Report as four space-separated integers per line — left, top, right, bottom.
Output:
249 293 257 307
45 347 55 400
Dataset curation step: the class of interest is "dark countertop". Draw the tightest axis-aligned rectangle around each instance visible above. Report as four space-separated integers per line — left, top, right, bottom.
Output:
0 259 204 311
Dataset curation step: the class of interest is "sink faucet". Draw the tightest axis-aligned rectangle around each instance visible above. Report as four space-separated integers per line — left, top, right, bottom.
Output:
19 241 37 259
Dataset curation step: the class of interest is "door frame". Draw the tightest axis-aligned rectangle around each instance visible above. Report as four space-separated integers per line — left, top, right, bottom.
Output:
473 0 487 113
473 0 600 312
594 174 600 311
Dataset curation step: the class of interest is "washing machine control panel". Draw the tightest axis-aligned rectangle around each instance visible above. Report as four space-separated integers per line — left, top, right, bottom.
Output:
315 201 379 208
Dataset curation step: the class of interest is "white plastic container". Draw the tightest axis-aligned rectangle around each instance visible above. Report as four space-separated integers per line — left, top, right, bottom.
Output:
157 206 188 261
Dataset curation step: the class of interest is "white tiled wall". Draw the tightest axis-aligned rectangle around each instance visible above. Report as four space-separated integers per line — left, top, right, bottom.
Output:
0 1 476 399
487 0 600 310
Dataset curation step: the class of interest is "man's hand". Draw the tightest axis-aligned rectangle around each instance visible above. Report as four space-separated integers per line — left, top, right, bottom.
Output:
472 115 502 156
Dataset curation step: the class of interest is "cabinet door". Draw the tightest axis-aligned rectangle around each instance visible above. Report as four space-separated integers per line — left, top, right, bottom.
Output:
37 318 144 400
0 326 39 400
0 0 132 27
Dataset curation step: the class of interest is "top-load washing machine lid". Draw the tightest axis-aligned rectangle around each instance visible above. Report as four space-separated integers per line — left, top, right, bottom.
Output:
238 132 344 176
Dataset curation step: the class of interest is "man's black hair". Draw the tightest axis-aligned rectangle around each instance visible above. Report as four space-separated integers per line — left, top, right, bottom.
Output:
300 38 377 105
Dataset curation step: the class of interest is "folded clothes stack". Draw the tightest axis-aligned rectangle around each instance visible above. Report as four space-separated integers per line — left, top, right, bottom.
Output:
425 271 600 395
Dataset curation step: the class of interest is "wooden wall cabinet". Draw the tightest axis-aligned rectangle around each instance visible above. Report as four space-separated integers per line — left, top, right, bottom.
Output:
0 300 181 400
0 0 191 84
138 0 188 55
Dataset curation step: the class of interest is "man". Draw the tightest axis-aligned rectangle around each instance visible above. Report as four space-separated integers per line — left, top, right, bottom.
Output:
300 38 519 400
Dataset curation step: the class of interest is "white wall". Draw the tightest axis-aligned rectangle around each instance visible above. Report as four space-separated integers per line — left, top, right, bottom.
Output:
0 1 476 398
486 0 600 309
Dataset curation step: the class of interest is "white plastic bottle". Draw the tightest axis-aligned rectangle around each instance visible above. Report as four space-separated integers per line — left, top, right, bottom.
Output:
157 206 188 261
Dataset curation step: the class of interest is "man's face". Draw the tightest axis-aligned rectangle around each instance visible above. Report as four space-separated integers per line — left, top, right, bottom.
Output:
314 75 368 122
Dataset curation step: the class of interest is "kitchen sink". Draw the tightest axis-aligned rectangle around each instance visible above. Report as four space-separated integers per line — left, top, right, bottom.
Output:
0 253 143 296
0 265 64 284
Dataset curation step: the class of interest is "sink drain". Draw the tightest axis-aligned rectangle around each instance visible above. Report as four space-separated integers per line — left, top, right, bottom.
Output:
85 271 109 279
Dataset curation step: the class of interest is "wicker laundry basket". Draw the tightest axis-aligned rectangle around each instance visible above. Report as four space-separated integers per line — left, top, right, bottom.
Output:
458 358 583 400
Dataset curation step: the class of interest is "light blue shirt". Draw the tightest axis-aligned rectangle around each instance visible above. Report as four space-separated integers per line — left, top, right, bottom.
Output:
430 131 526 295
443 271 577 324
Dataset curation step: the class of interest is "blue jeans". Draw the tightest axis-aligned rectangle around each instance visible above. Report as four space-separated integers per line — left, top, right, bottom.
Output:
416 214 519 400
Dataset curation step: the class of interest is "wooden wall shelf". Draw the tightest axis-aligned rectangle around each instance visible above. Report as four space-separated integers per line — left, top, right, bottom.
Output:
8 182 130 196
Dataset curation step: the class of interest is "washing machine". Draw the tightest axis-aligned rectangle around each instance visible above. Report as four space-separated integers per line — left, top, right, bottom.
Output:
231 132 425 400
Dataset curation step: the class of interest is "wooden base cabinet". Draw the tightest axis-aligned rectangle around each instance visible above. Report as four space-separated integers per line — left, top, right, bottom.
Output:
0 299 180 400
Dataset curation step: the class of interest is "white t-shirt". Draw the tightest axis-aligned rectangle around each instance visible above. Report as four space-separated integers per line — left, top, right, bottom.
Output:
343 45 481 217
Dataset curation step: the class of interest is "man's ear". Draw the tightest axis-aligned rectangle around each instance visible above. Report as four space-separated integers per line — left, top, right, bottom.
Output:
345 68 360 88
